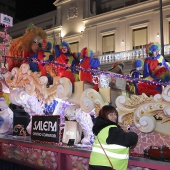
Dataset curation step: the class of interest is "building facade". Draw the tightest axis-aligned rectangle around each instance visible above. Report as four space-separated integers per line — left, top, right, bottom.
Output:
2 0 170 73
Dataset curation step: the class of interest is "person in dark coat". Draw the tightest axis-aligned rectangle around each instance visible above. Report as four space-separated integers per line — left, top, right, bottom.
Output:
89 105 138 170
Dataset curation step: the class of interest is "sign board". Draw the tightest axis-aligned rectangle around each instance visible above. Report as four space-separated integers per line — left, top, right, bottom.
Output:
0 13 13 27
31 115 60 142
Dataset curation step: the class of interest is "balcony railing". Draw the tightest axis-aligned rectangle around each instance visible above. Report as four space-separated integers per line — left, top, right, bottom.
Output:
98 44 170 64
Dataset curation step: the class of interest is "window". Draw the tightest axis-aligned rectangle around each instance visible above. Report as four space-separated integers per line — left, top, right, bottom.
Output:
69 42 79 53
93 0 149 15
133 27 147 49
125 0 138 6
46 24 53 29
102 34 115 54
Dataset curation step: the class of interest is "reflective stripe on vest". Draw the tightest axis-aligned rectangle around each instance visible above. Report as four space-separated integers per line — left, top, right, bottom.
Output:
94 143 127 149
92 146 129 159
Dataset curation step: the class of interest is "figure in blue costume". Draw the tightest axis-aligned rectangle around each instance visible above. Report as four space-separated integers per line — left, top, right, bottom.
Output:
129 59 144 95
138 42 170 96
29 39 55 85
143 42 169 80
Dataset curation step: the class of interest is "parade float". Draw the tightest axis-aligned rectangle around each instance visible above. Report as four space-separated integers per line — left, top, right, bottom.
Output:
0 15 170 170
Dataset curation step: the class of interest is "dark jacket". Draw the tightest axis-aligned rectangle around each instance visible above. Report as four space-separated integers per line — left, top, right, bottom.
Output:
93 116 138 147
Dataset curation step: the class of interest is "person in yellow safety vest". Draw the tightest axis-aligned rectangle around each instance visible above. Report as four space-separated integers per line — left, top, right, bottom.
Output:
89 105 138 170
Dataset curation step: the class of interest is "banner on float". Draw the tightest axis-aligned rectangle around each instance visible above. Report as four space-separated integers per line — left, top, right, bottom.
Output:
0 13 13 27
31 115 60 142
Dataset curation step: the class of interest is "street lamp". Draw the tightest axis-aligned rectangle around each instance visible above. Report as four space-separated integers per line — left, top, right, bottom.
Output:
159 0 164 55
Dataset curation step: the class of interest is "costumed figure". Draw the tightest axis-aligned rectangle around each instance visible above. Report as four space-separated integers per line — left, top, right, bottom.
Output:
108 61 124 75
79 47 100 91
128 59 144 95
55 41 77 84
108 61 125 89
7 24 47 71
138 42 170 96
29 39 55 85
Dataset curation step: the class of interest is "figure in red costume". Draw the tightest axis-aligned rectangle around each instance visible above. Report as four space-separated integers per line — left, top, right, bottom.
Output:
79 47 100 91
55 41 77 84
137 42 170 96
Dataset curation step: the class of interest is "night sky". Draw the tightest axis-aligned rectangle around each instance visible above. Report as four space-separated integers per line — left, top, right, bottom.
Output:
15 0 56 21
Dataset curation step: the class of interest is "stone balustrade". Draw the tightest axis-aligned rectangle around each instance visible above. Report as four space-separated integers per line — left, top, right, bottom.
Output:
98 44 170 65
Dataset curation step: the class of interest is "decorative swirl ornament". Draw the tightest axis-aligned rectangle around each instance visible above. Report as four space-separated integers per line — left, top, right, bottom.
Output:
116 86 170 135
25 83 35 95
136 115 156 133
5 64 72 102
56 77 72 99
134 105 156 133
80 88 105 113
116 95 135 124
161 85 170 102
5 63 108 143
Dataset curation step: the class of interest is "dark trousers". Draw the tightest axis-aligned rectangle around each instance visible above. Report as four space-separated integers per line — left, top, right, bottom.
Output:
89 165 112 170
